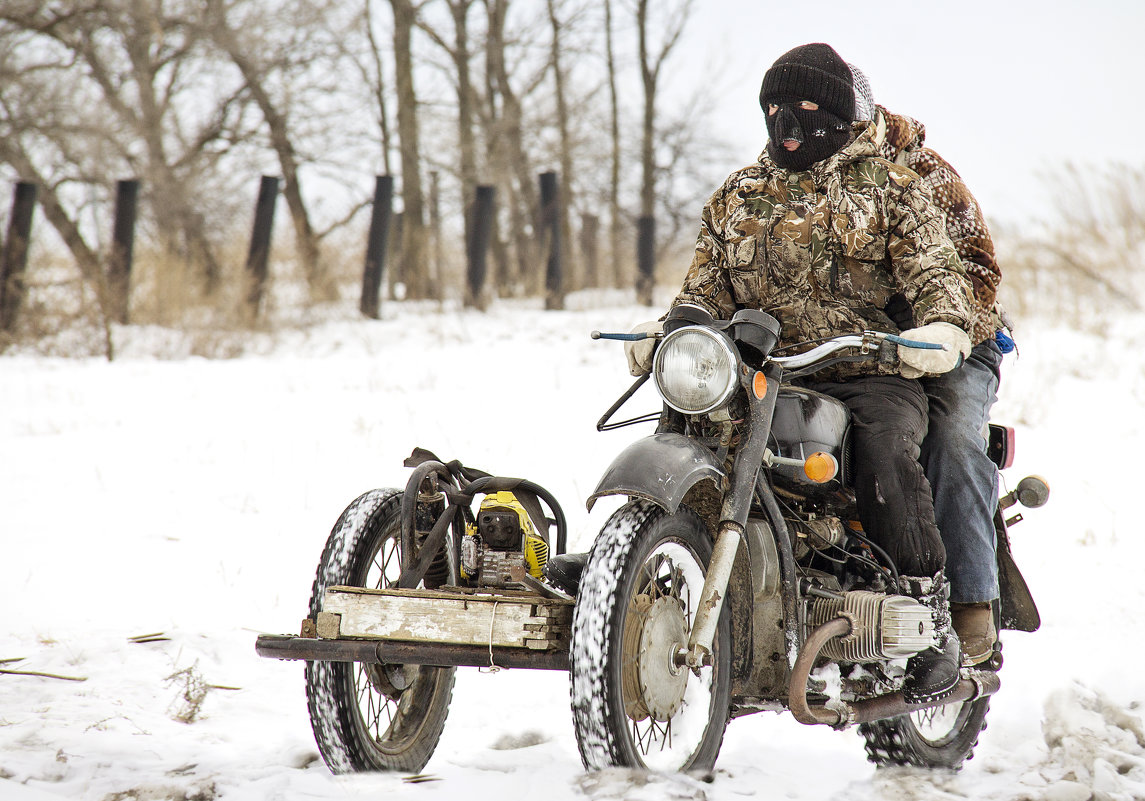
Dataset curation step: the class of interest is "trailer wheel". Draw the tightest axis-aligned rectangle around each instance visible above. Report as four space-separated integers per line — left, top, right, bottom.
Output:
304 488 455 773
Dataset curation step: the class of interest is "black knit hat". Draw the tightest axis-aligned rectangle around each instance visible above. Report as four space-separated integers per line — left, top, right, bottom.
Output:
760 43 855 122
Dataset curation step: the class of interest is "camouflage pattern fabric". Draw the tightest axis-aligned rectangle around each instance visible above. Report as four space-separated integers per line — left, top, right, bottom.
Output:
673 115 974 377
878 106 1002 345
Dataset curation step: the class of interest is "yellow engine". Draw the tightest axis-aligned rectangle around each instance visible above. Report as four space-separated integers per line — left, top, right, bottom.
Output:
461 491 549 587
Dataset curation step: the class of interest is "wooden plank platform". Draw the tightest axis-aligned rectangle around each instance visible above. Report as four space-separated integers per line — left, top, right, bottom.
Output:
318 585 573 651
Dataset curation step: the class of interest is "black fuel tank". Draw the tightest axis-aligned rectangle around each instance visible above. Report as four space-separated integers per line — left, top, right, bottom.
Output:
768 388 851 492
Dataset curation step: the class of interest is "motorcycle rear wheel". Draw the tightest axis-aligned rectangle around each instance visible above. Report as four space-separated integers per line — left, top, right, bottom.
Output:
859 695 990 769
304 488 456 773
570 500 731 773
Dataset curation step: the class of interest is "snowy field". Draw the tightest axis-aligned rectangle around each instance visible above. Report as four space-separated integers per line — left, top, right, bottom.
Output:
3 294 1145 801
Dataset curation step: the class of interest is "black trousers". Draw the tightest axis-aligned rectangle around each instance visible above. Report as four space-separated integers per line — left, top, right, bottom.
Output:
803 376 946 579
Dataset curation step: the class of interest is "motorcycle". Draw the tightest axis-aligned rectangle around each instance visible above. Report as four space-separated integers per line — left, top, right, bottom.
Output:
255 303 1047 775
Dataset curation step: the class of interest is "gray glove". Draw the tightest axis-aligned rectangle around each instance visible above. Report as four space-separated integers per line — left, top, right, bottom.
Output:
897 322 972 379
624 320 663 376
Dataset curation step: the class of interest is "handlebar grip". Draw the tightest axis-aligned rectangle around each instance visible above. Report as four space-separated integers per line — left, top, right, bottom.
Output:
591 331 655 341
885 334 947 351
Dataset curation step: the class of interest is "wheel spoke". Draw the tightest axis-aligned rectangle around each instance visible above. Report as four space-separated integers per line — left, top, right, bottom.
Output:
382 539 399 582
910 699 966 744
640 555 664 599
627 540 709 762
630 715 674 756
372 539 399 588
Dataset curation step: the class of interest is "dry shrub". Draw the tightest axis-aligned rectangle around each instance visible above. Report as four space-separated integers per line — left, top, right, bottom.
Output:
995 162 1145 329
165 664 210 724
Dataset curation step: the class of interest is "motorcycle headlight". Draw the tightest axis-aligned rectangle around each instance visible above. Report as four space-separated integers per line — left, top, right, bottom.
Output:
652 326 739 414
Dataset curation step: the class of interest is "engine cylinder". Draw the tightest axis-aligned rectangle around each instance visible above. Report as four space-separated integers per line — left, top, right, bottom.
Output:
807 591 934 661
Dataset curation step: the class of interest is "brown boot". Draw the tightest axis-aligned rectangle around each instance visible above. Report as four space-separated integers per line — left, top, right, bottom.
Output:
951 602 996 666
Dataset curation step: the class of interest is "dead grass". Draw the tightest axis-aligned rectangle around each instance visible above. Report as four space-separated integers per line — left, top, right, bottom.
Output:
991 163 1144 331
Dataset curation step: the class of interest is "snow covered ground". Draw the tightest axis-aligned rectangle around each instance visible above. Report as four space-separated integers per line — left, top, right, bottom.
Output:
3 294 1145 801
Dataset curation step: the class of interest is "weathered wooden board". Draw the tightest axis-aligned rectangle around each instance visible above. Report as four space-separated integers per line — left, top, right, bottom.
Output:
319 586 572 650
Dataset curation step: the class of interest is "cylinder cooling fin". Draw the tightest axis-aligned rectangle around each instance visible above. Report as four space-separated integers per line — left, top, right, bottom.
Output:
808 591 934 662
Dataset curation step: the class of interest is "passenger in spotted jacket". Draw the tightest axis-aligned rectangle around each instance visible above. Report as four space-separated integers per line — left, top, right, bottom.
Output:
851 70 1010 665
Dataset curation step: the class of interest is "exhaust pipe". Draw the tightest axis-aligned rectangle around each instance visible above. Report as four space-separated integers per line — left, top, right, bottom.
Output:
788 617 1001 729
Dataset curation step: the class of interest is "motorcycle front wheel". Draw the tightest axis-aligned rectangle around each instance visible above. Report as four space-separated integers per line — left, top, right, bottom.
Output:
304 488 455 773
860 695 991 769
570 500 731 773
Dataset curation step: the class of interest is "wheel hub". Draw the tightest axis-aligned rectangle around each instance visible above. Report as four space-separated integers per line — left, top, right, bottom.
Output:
636 596 690 721
365 662 417 698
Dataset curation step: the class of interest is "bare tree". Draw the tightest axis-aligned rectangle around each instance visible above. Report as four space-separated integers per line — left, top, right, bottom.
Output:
635 0 692 222
362 0 396 176
0 28 118 355
389 0 432 299
0 0 723 336
416 0 481 302
545 0 575 298
634 0 693 302
603 0 624 286
0 1 251 299
198 0 362 302
481 0 544 295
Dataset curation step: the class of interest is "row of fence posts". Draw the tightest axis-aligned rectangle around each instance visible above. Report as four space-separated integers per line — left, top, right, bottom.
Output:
0 170 658 333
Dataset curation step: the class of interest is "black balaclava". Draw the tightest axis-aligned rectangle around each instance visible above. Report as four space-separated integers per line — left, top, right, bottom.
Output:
759 43 855 171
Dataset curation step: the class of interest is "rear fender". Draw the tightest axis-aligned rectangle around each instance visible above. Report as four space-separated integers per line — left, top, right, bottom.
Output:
586 433 725 513
996 506 1040 631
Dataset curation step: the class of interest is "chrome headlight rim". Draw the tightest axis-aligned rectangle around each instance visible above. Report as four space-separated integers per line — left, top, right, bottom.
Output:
652 325 739 415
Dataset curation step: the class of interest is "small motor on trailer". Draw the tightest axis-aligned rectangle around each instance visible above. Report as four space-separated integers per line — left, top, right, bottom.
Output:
460 491 549 588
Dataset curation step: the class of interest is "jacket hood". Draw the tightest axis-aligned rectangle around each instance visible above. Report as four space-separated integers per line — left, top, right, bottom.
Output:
877 105 927 159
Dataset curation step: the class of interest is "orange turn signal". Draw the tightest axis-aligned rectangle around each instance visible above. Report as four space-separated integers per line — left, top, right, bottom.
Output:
803 452 839 484
752 371 768 399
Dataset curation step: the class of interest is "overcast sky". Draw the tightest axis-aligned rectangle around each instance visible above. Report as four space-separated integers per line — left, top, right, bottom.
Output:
679 0 1143 226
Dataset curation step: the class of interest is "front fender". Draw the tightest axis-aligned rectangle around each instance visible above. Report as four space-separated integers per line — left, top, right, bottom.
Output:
586 433 726 513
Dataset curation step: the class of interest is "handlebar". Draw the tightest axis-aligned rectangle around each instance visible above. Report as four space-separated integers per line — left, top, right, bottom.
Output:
769 335 869 369
592 327 948 373
590 331 658 342
593 328 944 350
590 326 954 429
769 332 946 369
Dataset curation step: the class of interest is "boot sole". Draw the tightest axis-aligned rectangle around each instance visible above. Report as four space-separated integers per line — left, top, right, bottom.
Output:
902 677 960 706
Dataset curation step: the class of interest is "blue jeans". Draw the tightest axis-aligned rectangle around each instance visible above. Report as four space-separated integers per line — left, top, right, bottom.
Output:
920 339 1004 604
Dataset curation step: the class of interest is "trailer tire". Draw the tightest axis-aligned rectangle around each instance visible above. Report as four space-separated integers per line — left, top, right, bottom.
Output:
304 488 455 773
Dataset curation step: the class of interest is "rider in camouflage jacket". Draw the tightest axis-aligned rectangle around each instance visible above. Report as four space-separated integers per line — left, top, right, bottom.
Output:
672 111 974 376
659 43 974 703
